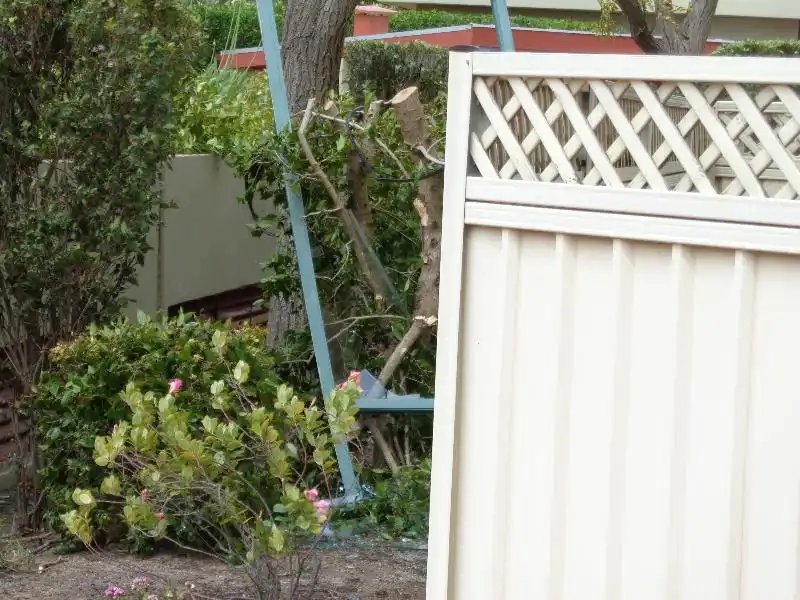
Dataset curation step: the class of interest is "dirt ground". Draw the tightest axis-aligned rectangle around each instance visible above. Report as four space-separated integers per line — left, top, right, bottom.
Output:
0 540 427 600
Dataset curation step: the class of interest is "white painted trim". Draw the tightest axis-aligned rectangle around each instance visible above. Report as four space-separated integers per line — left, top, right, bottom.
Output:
471 52 800 84
426 51 474 600
464 202 800 255
465 178 800 229
343 24 472 43
715 165 795 181
716 101 789 114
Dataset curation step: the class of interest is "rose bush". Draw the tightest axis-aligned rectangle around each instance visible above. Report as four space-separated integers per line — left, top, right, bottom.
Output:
60 331 359 599
34 314 317 552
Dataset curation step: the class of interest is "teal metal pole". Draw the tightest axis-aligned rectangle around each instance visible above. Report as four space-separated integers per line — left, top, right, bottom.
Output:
491 0 516 51
253 0 359 497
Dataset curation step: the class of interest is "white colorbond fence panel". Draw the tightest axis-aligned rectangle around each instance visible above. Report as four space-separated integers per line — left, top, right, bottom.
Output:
428 51 800 600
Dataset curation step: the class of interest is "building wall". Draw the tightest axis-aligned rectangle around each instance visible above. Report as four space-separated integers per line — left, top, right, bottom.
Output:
390 2 800 40
124 154 276 319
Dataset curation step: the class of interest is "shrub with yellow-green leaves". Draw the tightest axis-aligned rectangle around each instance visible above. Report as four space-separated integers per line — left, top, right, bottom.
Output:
60 330 360 599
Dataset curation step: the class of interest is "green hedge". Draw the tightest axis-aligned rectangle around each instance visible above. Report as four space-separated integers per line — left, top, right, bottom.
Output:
388 8 595 33
35 314 281 551
190 3 594 61
192 2 274 60
713 39 800 57
344 40 449 102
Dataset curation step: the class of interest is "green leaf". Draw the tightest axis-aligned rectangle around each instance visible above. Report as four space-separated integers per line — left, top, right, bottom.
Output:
233 360 250 383
312 448 330 466
212 329 228 353
100 475 121 495
269 525 285 553
72 488 95 507
336 134 346 152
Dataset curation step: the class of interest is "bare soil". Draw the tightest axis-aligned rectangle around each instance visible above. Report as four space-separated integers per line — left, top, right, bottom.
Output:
0 541 427 600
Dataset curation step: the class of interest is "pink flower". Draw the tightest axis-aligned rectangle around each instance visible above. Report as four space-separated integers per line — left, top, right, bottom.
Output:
337 370 364 393
104 586 125 598
155 512 166 521
168 379 183 395
304 489 319 501
133 575 148 588
313 499 331 514
147 595 159 600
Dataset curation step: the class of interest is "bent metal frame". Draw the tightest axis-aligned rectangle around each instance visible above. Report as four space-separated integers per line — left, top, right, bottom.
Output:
252 0 516 498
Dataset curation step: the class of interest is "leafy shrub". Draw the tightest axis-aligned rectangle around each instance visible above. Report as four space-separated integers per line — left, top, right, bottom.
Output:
388 8 596 33
713 39 800 57
175 62 273 161
35 314 283 549
344 40 449 102
357 460 431 540
61 346 359 599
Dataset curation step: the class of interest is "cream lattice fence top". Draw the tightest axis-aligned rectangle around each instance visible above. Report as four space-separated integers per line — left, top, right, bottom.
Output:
427 52 800 600
469 54 800 199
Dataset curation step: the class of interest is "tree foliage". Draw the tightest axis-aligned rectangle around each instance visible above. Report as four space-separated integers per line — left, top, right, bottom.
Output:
0 0 198 528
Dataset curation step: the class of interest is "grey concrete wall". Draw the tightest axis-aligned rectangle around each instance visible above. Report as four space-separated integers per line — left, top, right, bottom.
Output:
124 154 276 319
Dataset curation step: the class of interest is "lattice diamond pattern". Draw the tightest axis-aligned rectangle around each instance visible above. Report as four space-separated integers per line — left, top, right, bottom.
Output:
469 77 800 199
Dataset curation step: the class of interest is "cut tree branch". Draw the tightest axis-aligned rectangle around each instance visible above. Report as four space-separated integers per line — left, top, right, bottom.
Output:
297 99 395 303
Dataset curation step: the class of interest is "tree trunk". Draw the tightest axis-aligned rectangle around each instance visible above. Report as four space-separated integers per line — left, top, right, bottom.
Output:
266 0 358 348
281 0 358 113
614 0 719 55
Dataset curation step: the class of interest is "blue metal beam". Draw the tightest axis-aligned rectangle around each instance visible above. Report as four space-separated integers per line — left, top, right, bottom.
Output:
356 397 434 414
491 0 516 52
253 0 359 497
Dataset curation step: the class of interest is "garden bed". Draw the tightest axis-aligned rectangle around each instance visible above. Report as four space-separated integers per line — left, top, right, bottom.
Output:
0 540 426 600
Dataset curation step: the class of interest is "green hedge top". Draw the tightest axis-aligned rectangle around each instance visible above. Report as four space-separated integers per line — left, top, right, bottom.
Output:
193 2 267 58
388 8 595 33
713 39 800 57
344 40 449 102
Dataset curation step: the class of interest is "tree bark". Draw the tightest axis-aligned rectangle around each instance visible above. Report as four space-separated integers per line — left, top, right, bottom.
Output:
267 0 358 347
613 0 720 55
281 0 359 113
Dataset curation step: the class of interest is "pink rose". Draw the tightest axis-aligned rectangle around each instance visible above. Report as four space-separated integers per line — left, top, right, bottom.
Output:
337 370 364 393
305 488 319 501
313 499 331 514
168 379 183 394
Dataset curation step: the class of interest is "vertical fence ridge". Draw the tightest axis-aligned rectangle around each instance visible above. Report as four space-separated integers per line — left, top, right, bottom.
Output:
666 245 695 600
548 233 578 600
605 240 635 600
